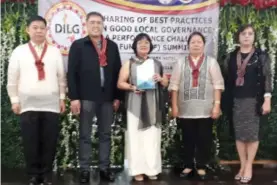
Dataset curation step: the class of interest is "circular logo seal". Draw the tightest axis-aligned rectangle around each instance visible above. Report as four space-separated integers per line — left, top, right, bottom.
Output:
45 1 87 55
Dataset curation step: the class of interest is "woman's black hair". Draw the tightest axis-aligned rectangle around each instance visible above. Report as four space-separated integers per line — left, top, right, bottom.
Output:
236 24 256 43
187 31 206 46
132 33 154 55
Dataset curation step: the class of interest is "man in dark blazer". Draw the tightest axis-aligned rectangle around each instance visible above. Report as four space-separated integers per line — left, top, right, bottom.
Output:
67 11 122 183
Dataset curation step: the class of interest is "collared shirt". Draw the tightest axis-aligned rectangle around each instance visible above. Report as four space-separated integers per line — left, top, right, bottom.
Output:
30 41 45 56
191 56 201 65
96 40 105 87
169 56 225 118
6 41 66 113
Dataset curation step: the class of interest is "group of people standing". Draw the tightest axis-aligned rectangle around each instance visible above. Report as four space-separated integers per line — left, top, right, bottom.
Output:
6 11 272 185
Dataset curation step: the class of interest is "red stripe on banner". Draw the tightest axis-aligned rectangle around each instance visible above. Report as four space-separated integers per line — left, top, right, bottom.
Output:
92 0 219 15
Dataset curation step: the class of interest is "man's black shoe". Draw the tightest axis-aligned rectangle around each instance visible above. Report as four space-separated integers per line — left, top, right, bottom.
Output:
79 170 90 183
99 170 115 182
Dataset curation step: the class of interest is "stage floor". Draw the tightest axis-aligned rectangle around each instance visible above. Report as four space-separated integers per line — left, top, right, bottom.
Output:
2 165 277 185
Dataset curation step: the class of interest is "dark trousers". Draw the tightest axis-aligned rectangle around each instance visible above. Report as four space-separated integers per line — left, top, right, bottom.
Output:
179 118 213 169
79 100 113 171
20 111 59 177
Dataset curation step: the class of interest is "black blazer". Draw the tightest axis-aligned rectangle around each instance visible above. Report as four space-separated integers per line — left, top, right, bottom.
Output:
221 48 272 135
67 36 123 102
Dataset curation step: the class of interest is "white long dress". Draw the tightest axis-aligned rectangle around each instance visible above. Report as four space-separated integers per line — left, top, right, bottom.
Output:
125 58 162 176
126 93 162 176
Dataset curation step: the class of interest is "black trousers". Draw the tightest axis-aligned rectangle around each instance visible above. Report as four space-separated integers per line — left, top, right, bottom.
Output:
20 111 59 177
178 118 213 169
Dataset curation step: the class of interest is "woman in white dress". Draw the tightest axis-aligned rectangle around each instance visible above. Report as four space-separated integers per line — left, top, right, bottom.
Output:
117 33 168 181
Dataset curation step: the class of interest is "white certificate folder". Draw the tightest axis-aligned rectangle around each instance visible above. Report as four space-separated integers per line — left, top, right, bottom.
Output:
136 59 156 90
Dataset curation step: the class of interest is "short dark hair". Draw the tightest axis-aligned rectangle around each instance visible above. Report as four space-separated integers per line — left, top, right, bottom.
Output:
132 33 154 55
236 24 256 43
187 31 206 46
27 15 47 27
86 11 104 21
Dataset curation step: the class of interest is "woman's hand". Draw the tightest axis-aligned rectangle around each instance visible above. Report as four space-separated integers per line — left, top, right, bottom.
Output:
130 85 144 94
153 73 162 82
262 99 271 115
171 105 179 118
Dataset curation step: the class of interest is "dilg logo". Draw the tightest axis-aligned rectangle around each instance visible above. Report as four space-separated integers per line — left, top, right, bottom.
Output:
45 1 87 55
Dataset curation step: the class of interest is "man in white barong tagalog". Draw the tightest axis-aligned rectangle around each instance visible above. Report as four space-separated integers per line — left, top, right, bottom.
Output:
6 15 66 185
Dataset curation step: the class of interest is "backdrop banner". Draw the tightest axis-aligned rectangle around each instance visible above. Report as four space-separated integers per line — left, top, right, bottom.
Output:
38 0 219 75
